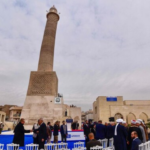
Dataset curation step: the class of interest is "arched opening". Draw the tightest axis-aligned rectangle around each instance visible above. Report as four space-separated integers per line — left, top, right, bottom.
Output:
65 110 67 117
74 116 79 122
114 113 124 120
127 113 136 124
139 112 148 123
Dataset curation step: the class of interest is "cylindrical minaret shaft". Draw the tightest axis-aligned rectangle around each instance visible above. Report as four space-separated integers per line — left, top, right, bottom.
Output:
38 6 59 71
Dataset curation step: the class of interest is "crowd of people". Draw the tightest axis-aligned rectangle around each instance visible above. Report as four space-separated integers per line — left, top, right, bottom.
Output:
13 118 71 149
12 118 149 150
83 119 149 150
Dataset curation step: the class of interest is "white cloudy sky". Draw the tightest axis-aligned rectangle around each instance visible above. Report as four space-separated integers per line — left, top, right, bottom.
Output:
0 0 150 111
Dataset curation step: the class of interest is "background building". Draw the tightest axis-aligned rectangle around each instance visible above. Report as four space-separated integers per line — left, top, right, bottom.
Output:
81 109 93 122
0 105 17 120
0 111 6 123
9 106 22 121
93 96 150 123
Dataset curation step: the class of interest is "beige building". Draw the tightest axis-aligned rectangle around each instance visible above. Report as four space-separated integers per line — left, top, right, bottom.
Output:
81 111 86 122
85 109 93 121
93 96 150 124
9 106 22 121
81 109 93 122
0 111 6 123
0 105 16 120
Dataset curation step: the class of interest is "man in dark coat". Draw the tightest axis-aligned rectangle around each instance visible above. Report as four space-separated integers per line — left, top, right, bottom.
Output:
86 133 102 150
114 119 127 150
83 120 91 145
60 121 68 142
95 120 106 140
106 123 114 146
35 118 47 149
127 120 143 150
13 118 31 147
53 121 60 143
131 131 142 150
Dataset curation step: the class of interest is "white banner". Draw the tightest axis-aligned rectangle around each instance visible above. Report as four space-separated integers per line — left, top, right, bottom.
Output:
51 131 85 141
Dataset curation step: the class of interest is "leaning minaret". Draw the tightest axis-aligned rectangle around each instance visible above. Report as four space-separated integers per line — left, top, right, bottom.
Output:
38 6 59 71
21 6 61 127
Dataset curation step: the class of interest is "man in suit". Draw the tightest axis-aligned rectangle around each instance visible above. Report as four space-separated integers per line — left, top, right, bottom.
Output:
47 122 52 143
60 121 68 142
13 118 32 147
95 120 106 140
106 123 114 147
83 120 91 145
127 120 143 150
35 118 47 149
72 121 79 130
114 119 127 150
131 131 142 150
32 120 40 144
86 133 102 150
53 121 60 143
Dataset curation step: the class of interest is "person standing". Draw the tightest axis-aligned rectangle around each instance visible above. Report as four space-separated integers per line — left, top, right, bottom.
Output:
127 120 143 150
47 122 52 143
136 120 146 143
95 120 106 140
83 120 91 145
75 121 79 129
49 122 54 131
0 122 4 134
13 118 32 147
60 121 68 142
89 121 96 136
137 119 148 141
53 121 59 143
35 118 47 149
32 120 40 144
131 131 142 150
114 119 127 150
106 123 114 147
71 122 76 130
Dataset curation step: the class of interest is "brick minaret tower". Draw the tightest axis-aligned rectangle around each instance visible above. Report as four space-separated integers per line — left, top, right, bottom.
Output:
21 6 61 126
38 6 59 71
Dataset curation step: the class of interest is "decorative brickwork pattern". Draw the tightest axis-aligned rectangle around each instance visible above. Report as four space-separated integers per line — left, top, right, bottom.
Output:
27 71 58 96
38 11 59 71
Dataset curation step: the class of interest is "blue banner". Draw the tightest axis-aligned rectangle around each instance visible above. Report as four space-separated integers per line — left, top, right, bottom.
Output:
107 97 117 101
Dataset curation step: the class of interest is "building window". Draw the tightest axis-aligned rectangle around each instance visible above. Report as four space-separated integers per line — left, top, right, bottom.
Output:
95 107 97 114
65 111 67 117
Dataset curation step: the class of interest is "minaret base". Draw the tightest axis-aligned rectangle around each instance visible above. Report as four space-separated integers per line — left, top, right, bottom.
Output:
21 95 65 129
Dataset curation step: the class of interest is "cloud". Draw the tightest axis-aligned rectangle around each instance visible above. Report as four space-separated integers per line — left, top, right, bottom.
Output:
0 0 150 111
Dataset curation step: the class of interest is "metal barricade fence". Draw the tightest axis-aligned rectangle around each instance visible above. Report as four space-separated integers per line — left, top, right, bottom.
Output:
74 142 84 149
45 143 57 150
148 141 150 149
57 143 68 149
7 143 19 150
72 148 86 150
139 143 144 150
98 139 108 148
0 144 4 150
143 142 149 150
25 144 39 150
45 143 68 150
102 148 114 150
108 138 113 148
90 146 103 150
